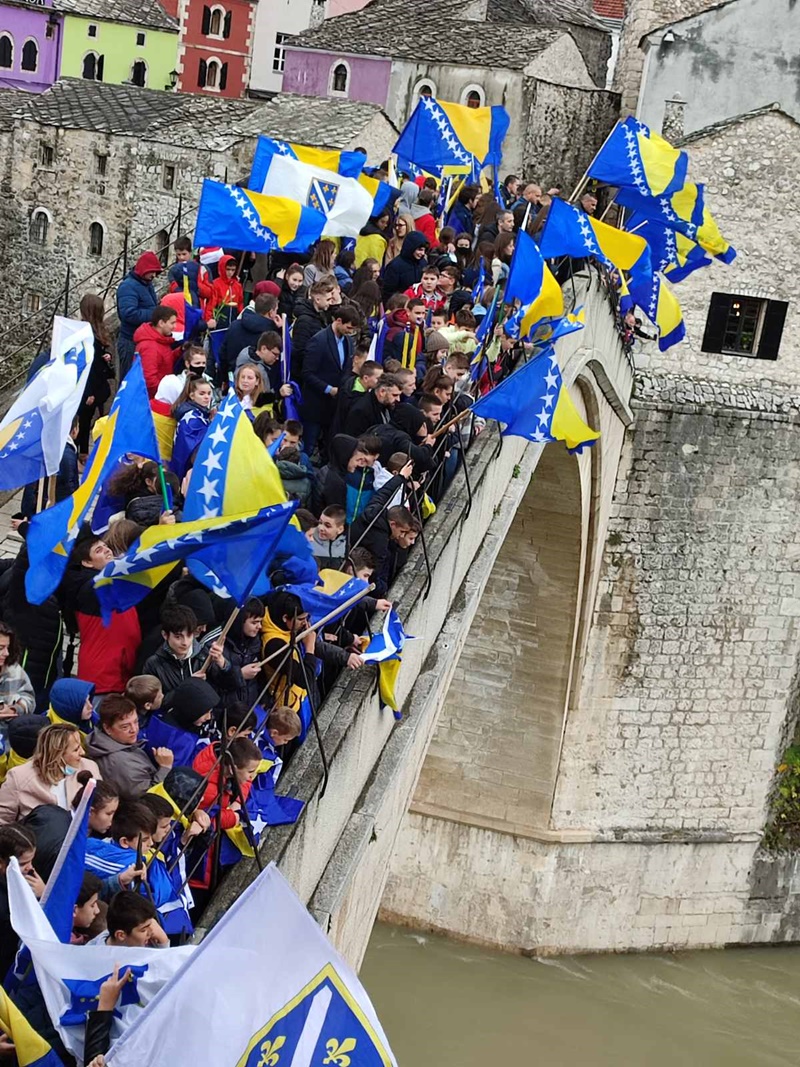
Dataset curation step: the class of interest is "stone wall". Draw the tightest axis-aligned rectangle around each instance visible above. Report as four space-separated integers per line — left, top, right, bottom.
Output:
637 109 800 387
614 0 722 113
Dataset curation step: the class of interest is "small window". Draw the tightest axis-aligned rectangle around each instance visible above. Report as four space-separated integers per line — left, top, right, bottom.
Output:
89 222 104 256
131 59 147 86
0 34 12 69
418 83 434 97
39 143 54 167
461 84 485 108
206 59 220 89
273 31 288 73
30 210 49 246
87 24 97 38
95 153 108 176
136 32 146 46
21 39 38 72
163 163 176 190
45 23 55 40
23 292 42 316
701 292 788 361
209 8 223 35
82 51 104 80
331 61 349 95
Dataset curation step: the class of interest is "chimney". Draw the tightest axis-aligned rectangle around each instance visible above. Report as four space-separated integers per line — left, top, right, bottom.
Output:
662 94 686 143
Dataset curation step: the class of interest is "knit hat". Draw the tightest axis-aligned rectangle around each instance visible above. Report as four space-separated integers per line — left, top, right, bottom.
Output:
163 766 206 812
49 678 95 727
166 679 218 730
425 329 450 354
7 715 48 759
253 280 281 299
179 589 217 631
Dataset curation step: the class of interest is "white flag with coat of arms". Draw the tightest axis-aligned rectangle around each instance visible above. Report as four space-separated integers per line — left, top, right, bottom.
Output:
105 862 398 1067
253 152 373 238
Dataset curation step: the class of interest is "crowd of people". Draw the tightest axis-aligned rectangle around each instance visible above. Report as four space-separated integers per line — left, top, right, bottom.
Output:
0 162 632 1064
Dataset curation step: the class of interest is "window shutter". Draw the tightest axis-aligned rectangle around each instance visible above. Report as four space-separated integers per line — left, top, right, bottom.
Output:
97 54 104 80
198 58 207 87
201 5 211 34
223 11 232 38
219 61 228 90
757 300 788 361
700 292 731 353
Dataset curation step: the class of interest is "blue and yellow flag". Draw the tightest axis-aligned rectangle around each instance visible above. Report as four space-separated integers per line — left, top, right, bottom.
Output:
471 347 600 454
589 116 688 199
625 214 711 283
539 198 652 288
284 570 370 627
0 987 61 1066
249 138 366 186
93 502 298 621
26 358 160 605
505 230 564 341
393 96 509 177
361 608 413 715
358 171 402 217
194 179 326 254
629 272 685 352
617 181 736 263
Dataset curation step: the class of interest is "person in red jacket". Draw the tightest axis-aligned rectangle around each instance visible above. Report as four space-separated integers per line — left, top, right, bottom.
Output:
58 535 142 696
413 188 438 246
192 736 262 829
135 305 178 398
205 254 244 329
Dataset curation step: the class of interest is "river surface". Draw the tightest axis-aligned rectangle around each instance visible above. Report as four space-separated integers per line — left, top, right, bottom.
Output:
360 923 800 1066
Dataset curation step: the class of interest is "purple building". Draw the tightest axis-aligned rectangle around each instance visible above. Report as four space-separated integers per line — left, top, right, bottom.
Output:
0 0 63 92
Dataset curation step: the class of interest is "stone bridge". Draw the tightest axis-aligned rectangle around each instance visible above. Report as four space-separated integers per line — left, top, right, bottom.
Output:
203 268 800 962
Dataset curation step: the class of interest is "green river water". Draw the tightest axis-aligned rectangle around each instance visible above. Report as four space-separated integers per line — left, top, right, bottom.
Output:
360 923 800 1066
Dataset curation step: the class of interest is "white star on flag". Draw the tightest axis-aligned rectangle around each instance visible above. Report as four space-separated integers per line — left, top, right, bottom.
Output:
250 814 269 837
110 558 135 576
544 369 559 390
202 450 223 474
198 477 220 505
208 424 229 448
537 409 550 428
133 545 158 563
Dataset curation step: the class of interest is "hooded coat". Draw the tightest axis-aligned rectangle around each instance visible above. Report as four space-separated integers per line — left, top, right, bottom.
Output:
368 405 435 471
141 637 210 704
87 726 167 800
381 232 429 299
290 296 329 376
314 435 373 522
144 678 218 768
204 254 244 327
223 308 278 378
349 478 415 597
116 252 161 345
343 390 393 440
47 678 94 734
134 322 177 398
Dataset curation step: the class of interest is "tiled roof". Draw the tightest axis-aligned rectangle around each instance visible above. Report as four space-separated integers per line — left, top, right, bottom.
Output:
56 0 178 32
287 0 573 69
8 81 395 150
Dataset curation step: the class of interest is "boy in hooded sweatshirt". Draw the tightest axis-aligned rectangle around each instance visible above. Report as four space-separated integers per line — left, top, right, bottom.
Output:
204 254 244 330
308 506 347 567
143 678 218 769
142 605 224 704
47 678 95 738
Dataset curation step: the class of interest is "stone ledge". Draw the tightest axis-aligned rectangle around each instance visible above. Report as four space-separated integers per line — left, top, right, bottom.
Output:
634 370 800 421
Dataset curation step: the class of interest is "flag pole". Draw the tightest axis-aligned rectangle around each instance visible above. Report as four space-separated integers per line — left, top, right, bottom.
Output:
567 119 621 204
256 584 376 666
46 474 57 508
36 479 46 514
157 463 171 513
431 407 471 438
198 605 241 675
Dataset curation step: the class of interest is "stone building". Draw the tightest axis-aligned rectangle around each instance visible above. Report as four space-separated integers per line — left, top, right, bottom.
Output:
634 0 800 135
281 0 620 187
0 78 397 362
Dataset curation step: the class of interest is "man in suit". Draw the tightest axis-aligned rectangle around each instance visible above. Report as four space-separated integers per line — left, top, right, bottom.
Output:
302 305 360 460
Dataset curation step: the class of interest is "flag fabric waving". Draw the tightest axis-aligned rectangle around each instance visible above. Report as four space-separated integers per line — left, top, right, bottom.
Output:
625 214 712 283
538 198 652 287
504 230 564 341
471 348 600 454
249 138 366 183
629 272 686 352
247 138 374 238
25 358 160 605
194 180 327 254
361 608 412 714
616 181 736 263
0 987 61 1067
358 171 402 218
588 116 689 199
393 96 509 178
6 859 194 1064
103 863 397 1067
93 502 298 621
281 319 302 423
0 316 93 491
284 570 370 627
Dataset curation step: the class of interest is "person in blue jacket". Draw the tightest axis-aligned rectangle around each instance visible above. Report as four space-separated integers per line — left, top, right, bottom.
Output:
116 251 163 377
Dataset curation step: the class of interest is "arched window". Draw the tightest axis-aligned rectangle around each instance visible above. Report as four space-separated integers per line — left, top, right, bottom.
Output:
30 209 50 246
131 59 147 87
154 230 170 268
461 84 485 108
82 51 104 80
206 58 220 88
89 222 104 256
0 34 13 69
21 38 38 72
416 81 435 98
209 8 222 34
330 61 349 96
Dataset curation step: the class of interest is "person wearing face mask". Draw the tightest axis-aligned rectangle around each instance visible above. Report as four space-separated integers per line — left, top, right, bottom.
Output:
0 723 101 824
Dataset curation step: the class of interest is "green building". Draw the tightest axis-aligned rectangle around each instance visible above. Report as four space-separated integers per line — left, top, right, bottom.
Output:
58 0 179 91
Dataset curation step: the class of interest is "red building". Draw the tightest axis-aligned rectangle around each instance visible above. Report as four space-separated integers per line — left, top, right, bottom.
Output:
164 0 257 98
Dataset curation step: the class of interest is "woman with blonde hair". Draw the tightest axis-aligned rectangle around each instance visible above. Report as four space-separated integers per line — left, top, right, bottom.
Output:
384 214 416 264
0 722 101 824
234 363 264 412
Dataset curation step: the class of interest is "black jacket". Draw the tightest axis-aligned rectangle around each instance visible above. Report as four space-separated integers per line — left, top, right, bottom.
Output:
343 391 392 439
4 540 63 700
302 326 354 423
223 308 277 375
291 297 329 377
349 480 412 597
381 232 429 299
